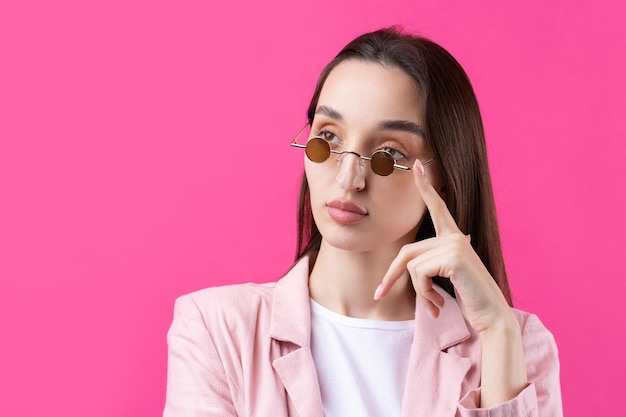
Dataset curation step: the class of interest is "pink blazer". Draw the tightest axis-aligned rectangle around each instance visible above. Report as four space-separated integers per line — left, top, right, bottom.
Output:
163 257 562 417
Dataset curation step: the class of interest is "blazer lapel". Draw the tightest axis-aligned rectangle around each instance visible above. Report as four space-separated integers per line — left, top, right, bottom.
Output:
270 258 324 417
401 287 473 417
273 346 324 417
268 261 473 417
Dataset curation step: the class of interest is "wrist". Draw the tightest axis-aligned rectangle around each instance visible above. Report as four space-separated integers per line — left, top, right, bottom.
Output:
478 309 528 407
479 309 520 341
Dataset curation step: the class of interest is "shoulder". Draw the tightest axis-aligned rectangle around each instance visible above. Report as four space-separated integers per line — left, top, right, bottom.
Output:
510 308 560 369
510 308 556 344
170 257 312 339
509 309 562 413
173 282 278 330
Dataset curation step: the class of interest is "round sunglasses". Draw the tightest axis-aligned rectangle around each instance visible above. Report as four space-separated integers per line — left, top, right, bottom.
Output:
290 124 434 176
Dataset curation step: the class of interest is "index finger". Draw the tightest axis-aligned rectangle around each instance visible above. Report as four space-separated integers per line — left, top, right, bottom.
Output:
413 159 459 236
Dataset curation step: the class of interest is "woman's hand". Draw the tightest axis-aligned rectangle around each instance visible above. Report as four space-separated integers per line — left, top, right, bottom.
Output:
374 159 512 334
375 160 529 408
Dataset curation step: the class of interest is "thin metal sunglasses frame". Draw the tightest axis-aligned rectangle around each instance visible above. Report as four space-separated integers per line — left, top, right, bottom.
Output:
290 123 435 176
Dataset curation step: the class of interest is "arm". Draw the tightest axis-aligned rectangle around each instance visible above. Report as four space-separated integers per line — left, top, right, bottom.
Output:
458 313 562 417
376 160 562 415
163 295 239 417
479 312 528 408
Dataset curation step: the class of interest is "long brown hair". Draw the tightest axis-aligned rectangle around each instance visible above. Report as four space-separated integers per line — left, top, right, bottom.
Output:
296 27 512 305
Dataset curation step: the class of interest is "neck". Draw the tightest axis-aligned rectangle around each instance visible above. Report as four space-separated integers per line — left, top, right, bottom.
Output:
308 240 416 321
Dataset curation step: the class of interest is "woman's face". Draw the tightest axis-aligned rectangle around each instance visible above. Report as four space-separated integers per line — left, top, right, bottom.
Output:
305 59 440 254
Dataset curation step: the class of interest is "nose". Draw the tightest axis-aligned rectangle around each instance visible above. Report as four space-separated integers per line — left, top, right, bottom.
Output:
336 152 366 191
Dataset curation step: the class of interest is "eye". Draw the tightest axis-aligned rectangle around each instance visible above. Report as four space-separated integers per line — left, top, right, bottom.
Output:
318 129 342 145
379 146 407 161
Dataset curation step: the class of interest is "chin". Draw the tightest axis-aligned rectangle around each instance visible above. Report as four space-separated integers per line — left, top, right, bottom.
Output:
318 226 400 254
315 223 372 252
314 211 421 254
325 238 377 253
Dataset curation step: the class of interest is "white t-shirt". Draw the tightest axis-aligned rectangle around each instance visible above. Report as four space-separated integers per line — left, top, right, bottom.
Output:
310 299 415 417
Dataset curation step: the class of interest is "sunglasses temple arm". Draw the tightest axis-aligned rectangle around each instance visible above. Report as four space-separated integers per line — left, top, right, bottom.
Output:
291 123 311 145
393 164 412 171
392 157 435 171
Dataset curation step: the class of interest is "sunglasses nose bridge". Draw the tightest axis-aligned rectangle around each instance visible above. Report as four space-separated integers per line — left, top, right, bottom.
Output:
302 137 396 177
338 150 364 162
336 151 366 169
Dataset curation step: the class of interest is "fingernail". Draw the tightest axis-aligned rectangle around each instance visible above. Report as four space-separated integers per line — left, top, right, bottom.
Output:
373 284 383 300
414 159 425 176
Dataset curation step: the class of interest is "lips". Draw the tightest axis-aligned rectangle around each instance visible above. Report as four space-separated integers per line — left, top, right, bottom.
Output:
326 199 368 225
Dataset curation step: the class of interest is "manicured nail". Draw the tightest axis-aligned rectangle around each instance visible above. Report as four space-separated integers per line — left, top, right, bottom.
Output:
414 159 425 176
373 284 383 300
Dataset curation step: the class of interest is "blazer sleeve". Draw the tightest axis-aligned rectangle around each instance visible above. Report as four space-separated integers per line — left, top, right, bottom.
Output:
163 294 239 417
457 313 563 417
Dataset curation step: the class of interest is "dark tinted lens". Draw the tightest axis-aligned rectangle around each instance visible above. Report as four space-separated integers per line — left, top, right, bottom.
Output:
305 138 331 163
370 151 395 176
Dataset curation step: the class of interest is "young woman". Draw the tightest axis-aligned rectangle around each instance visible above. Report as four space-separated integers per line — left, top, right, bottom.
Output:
164 28 562 416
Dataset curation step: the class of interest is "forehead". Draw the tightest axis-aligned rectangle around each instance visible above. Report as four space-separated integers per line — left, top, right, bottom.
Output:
317 60 423 125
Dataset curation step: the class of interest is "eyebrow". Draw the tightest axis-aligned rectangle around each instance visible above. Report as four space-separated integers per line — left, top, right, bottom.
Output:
315 105 343 121
315 105 424 137
378 120 425 138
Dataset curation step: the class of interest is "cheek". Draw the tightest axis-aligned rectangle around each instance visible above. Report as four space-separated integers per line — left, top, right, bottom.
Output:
304 160 328 204
394 194 427 226
373 179 427 225
304 160 315 192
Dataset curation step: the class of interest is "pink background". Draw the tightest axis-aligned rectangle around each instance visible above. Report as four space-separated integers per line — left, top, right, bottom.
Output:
1 0 624 415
